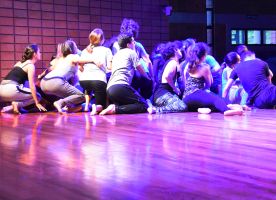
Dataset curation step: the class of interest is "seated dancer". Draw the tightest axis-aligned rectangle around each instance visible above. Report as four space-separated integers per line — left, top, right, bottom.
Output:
183 42 243 116
223 51 276 109
152 41 187 113
221 52 248 107
79 28 112 114
100 33 151 115
40 40 99 113
0 44 47 114
151 42 165 91
113 18 153 99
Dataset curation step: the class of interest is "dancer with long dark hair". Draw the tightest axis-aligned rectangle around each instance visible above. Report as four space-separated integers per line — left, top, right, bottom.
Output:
183 42 243 116
0 44 47 114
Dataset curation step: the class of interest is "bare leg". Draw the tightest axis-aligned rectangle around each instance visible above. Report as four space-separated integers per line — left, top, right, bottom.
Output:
227 104 243 110
90 104 103 115
84 94 90 112
53 101 65 114
242 105 251 111
99 104 115 115
146 99 156 114
224 109 243 116
1 105 13 113
12 102 20 114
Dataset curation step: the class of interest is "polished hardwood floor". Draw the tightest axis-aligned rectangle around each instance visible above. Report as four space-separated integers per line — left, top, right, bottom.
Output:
0 109 276 200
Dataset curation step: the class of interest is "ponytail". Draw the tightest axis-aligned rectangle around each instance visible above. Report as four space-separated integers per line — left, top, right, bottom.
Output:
21 44 39 63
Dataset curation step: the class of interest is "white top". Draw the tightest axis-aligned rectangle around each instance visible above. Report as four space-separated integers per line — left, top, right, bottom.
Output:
79 46 113 83
45 56 78 81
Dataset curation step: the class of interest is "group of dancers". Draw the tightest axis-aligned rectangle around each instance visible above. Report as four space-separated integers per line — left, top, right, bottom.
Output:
0 18 275 116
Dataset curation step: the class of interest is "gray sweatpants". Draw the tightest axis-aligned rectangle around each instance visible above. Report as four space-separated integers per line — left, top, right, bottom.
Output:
40 77 85 108
0 80 39 108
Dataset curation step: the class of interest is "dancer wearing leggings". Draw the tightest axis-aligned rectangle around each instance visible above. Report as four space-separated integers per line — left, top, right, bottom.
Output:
153 41 187 113
40 40 99 113
0 44 47 114
183 42 243 116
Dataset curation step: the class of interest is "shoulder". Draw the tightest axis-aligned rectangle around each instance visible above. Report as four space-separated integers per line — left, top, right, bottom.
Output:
99 46 112 53
135 42 147 52
68 54 79 59
22 60 34 68
135 41 144 48
81 49 89 55
165 60 178 70
205 55 219 66
223 66 232 73
202 63 211 70
168 59 178 66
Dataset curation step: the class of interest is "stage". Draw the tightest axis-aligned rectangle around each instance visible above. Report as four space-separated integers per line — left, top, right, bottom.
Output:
0 109 276 199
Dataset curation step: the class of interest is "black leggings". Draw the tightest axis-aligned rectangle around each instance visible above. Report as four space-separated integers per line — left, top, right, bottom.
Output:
183 90 229 113
79 80 107 108
107 84 147 114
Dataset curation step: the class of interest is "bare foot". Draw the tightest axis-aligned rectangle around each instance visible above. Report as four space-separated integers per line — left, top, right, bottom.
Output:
146 99 156 114
90 104 103 115
12 102 21 114
224 109 243 116
147 106 156 114
84 104 89 112
53 101 65 114
1 105 13 113
99 104 115 115
242 105 252 111
198 108 211 114
66 105 83 113
227 104 243 111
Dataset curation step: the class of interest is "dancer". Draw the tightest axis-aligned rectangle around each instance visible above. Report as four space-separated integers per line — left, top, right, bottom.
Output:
183 42 243 116
40 40 99 113
153 41 187 113
221 52 248 106
100 33 150 115
0 44 47 114
113 18 153 99
223 51 276 108
79 28 113 114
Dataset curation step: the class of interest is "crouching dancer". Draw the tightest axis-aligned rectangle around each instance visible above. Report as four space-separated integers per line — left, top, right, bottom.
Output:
0 44 47 114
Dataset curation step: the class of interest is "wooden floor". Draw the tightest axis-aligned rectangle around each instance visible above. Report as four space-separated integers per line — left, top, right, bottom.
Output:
0 109 276 200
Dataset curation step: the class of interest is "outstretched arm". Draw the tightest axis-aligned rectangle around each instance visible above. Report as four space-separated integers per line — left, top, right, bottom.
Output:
27 64 47 111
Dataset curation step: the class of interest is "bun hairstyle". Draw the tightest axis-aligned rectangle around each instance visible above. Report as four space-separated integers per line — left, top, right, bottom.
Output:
223 52 240 69
61 39 78 57
187 42 208 73
88 28 105 53
21 44 39 63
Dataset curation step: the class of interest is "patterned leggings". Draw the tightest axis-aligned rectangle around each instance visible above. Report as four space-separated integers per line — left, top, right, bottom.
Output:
154 92 187 113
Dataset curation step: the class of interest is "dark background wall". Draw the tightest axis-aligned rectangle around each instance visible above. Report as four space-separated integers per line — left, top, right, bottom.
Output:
169 0 276 63
0 0 169 79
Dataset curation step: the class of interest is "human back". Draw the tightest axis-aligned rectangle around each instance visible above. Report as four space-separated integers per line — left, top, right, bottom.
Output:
231 53 271 102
